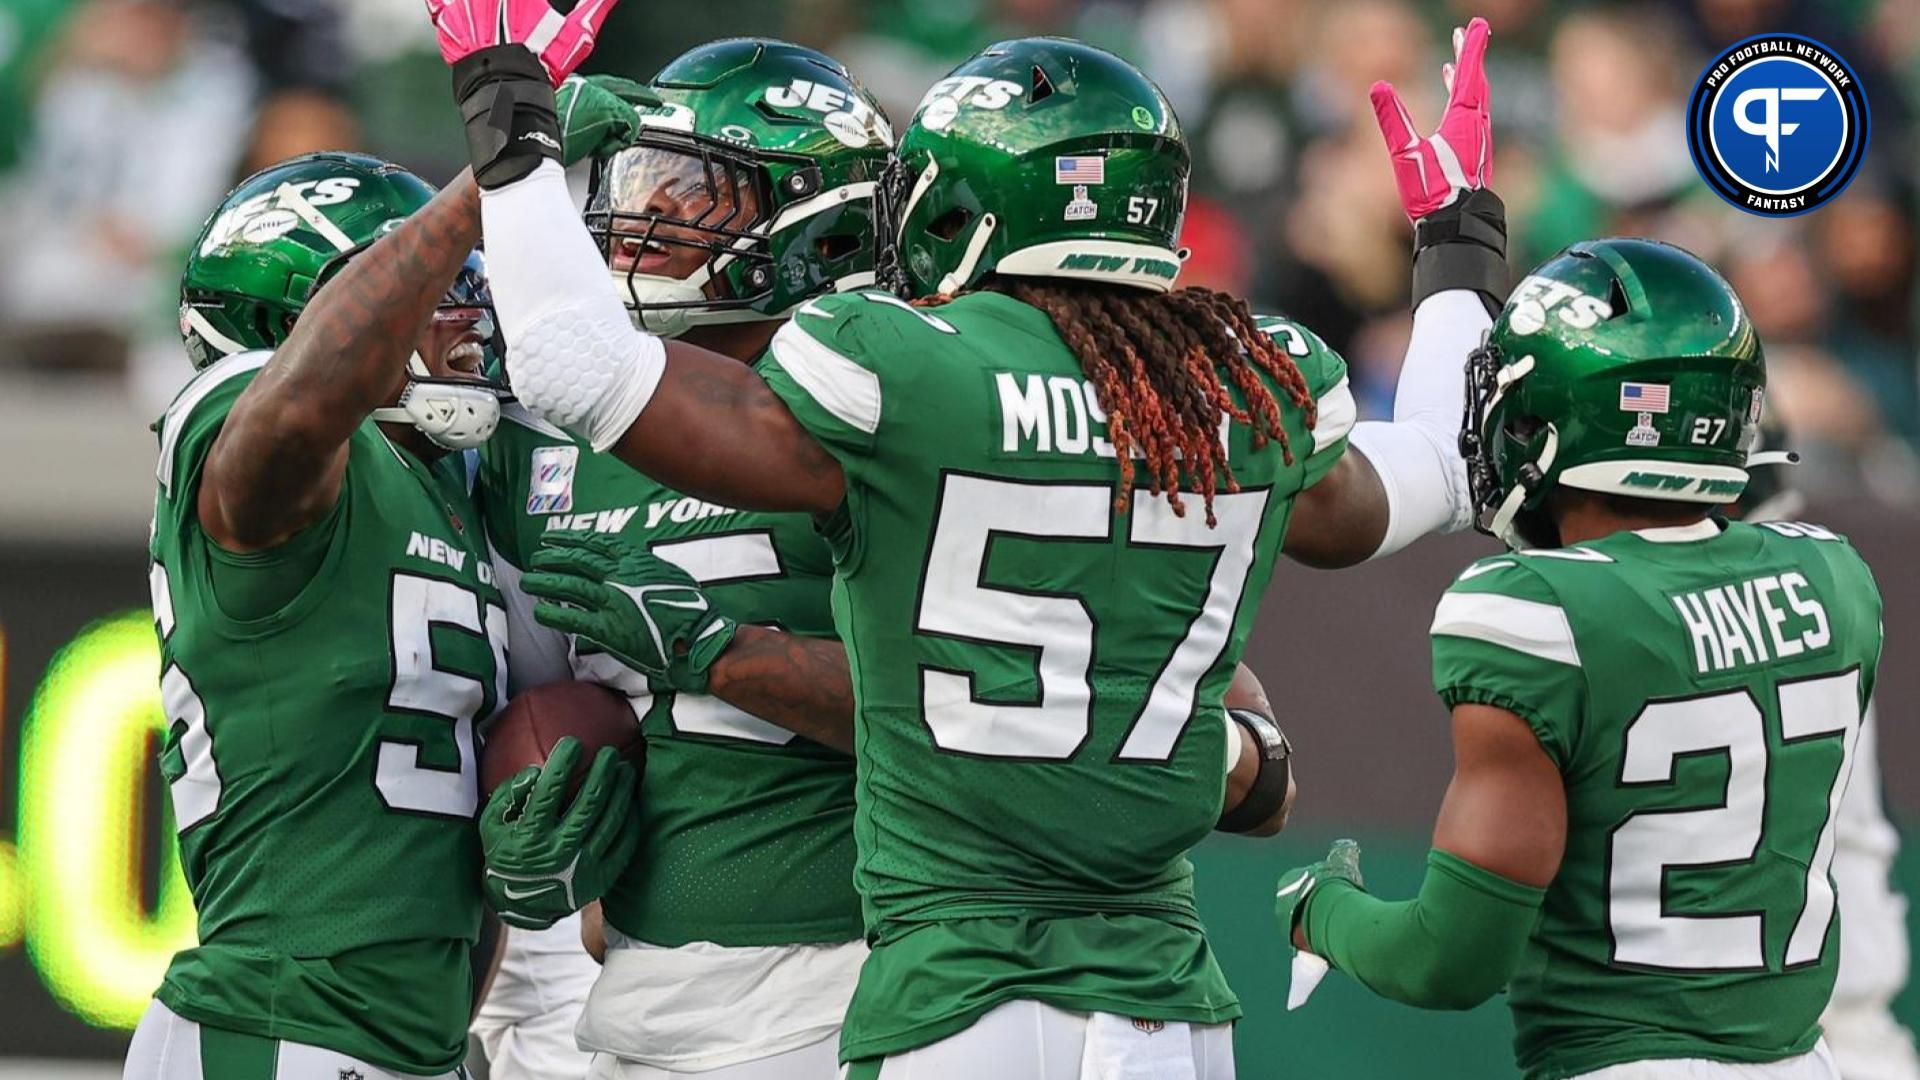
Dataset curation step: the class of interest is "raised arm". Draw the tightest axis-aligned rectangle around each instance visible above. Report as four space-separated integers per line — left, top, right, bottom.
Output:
1282 18 1504 569
200 173 481 550
424 0 844 516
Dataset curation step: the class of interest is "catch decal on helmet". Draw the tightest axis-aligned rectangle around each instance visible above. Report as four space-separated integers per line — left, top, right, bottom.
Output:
1461 237 1767 548
878 37 1190 298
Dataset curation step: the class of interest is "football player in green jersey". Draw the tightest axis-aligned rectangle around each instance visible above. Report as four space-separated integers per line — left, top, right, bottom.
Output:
1277 239 1884 1080
432 3 1506 1072
1732 426 1920 1080
130 150 638 1080
136 151 506 1080
470 40 890 1080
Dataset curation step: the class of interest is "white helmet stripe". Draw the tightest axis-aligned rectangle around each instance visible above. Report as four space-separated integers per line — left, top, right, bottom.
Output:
184 307 249 356
276 183 358 253
765 182 878 235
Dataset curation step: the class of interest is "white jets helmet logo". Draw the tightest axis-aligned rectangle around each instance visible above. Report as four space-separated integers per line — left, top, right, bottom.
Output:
764 78 891 148
914 76 1026 132
1506 274 1612 335
200 177 363 256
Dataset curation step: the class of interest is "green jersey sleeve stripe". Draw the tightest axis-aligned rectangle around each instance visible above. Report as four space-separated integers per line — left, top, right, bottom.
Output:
1430 591 1582 667
157 351 271 493
1313 376 1357 454
768 323 882 435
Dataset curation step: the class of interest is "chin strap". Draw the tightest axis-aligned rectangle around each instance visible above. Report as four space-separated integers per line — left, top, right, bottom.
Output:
371 353 504 449
937 213 998 295
1490 424 1557 549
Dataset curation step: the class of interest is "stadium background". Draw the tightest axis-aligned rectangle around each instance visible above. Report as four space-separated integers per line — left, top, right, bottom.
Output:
0 0 1914 1075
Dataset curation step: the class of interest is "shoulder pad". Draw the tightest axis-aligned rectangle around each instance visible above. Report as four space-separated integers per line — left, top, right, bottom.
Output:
1431 557 1580 668
1252 313 1346 396
793 289 961 354
156 350 271 493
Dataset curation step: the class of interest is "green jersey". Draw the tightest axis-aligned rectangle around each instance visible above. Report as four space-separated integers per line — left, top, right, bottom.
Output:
477 402 861 948
757 290 1355 1059
148 353 505 1075
1430 519 1884 1080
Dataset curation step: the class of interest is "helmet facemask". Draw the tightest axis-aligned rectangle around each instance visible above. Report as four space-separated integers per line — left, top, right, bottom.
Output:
365 250 510 450
585 133 791 337
870 153 915 298
1462 341 1559 549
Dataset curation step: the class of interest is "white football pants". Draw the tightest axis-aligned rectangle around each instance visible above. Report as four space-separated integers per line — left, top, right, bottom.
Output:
840 999 1235 1080
124 1000 469 1080
586 1035 840 1080
471 914 599 1080
1568 1042 1837 1080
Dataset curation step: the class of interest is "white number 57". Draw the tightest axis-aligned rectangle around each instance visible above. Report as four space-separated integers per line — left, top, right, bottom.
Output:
1126 196 1160 225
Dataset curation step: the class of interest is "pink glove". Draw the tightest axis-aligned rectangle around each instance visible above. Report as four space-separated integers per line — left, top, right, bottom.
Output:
1371 17 1492 221
425 0 616 86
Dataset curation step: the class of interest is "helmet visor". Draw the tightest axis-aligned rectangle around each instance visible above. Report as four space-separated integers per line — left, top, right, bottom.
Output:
592 141 765 280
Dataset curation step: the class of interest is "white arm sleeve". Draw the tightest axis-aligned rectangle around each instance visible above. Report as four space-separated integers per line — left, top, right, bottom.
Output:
480 160 666 451
1346 289 1490 560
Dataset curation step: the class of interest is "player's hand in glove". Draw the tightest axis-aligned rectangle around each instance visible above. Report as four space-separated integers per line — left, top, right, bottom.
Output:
1370 16 1492 220
423 0 623 187
557 74 661 166
481 736 639 929
424 0 615 84
1276 838 1366 952
1371 16 1507 310
524 533 739 694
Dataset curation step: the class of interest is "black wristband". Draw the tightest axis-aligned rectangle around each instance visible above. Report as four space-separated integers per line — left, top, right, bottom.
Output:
1217 708 1293 835
452 45 562 190
1412 188 1509 315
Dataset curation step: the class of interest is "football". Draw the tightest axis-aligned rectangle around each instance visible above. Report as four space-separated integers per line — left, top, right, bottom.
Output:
479 681 647 798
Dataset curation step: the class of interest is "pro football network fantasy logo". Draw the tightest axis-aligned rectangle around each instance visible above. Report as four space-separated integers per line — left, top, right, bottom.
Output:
1686 33 1870 217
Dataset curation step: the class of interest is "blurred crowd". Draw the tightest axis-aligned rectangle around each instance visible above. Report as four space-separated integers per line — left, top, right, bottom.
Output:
1 0 1915 503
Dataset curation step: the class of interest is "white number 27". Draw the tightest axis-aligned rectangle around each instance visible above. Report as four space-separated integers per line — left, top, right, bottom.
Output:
1610 670 1862 970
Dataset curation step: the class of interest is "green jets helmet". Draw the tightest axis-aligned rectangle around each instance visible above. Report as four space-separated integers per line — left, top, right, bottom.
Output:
181 152 440 367
878 37 1188 298
1462 237 1767 548
583 39 891 337
180 151 508 449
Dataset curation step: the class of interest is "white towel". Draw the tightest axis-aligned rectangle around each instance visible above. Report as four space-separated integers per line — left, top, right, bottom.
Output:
1079 1013 1197 1080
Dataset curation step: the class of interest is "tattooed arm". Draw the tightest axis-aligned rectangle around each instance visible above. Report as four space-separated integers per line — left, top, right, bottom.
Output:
704 626 855 752
605 353 845 516
199 172 483 551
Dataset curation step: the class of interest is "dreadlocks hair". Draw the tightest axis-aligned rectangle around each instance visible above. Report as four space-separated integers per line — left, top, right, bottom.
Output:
925 278 1316 526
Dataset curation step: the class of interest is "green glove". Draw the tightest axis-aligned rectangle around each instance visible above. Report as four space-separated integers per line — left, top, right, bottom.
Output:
523 533 739 693
1275 838 1366 950
556 74 661 167
480 736 640 929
